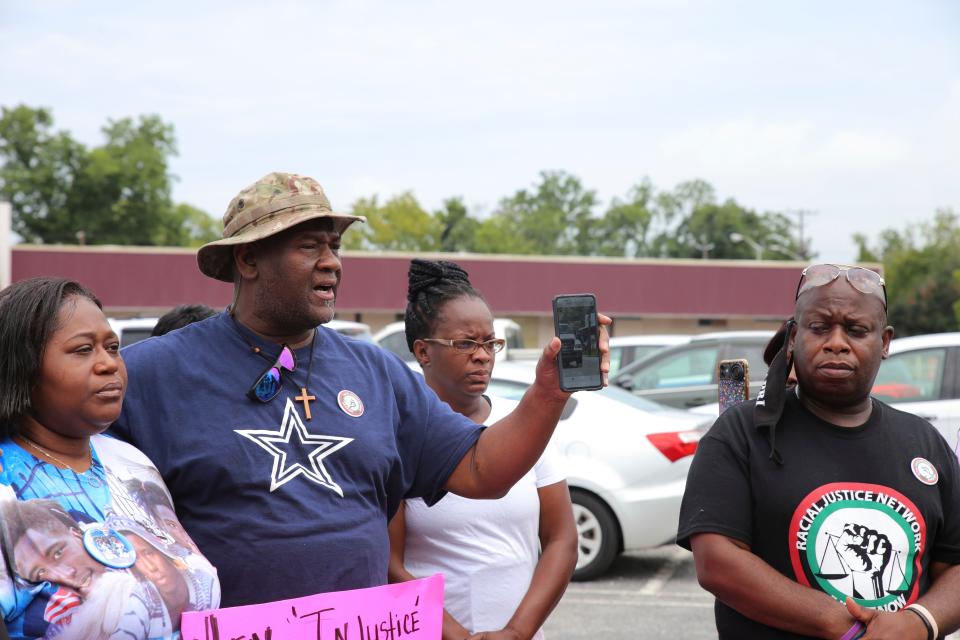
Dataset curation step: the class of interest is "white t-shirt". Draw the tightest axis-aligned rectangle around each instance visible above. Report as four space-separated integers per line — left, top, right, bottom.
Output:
402 397 566 639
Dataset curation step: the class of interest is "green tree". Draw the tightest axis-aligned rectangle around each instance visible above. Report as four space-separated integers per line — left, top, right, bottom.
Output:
163 203 222 247
645 180 718 258
477 171 598 255
592 179 656 258
0 104 217 246
0 105 87 243
602 178 806 260
343 172 807 261
854 209 960 336
345 192 441 252
473 214 534 254
436 197 478 253
671 199 801 260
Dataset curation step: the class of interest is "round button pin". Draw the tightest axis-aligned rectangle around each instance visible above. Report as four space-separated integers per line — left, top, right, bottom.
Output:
911 457 938 486
83 526 137 569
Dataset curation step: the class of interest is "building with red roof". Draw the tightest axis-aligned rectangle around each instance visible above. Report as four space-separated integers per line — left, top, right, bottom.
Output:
9 244 828 344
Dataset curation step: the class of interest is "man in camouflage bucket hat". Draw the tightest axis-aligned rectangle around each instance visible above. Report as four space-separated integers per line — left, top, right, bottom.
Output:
111 172 613 610
196 172 364 282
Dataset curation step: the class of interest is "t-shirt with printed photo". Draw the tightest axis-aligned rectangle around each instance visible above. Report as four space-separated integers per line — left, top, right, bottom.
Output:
0 435 220 640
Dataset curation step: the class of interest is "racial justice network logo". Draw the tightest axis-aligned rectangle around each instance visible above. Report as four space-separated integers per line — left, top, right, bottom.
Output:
789 483 926 612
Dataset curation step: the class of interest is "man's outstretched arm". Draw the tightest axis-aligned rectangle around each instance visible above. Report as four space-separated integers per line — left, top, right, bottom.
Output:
445 315 610 499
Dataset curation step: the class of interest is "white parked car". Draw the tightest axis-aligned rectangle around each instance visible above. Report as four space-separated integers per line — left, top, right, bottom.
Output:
484 362 712 580
109 317 159 348
325 319 374 342
873 332 960 450
608 334 692 377
392 355 711 579
374 317 525 363
690 332 960 451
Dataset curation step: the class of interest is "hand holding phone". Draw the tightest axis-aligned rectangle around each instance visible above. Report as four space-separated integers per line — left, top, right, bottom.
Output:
552 294 603 392
718 359 750 413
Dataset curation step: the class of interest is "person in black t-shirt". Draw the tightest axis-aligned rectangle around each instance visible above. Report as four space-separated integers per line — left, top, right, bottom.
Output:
678 264 960 640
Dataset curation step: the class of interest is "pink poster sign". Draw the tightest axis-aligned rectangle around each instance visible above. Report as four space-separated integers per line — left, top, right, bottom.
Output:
181 574 444 640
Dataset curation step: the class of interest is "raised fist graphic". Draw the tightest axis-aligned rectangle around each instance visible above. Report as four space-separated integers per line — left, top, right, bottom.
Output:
838 523 893 599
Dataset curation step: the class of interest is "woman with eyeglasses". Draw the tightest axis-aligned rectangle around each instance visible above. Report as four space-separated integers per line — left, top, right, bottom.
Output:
0 277 219 640
387 259 577 640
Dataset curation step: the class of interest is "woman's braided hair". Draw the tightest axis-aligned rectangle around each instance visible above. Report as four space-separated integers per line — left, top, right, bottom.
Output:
404 259 484 352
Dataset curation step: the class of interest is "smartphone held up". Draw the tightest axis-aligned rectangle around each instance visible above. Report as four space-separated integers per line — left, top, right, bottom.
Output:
552 294 603 392
718 358 750 414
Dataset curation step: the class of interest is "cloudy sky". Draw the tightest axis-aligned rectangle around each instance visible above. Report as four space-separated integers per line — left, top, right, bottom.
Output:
3 0 958 261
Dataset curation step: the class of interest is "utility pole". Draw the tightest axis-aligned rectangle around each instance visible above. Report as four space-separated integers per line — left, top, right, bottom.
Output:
786 209 818 259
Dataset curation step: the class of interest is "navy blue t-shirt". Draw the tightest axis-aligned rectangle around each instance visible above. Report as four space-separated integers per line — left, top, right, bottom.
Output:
110 312 483 607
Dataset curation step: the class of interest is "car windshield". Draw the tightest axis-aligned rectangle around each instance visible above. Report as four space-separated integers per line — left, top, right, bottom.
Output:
872 347 946 402
633 344 673 361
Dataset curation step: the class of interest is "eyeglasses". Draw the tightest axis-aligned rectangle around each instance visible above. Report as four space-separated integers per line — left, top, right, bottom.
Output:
421 338 506 355
795 264 887 310
247 344 296 402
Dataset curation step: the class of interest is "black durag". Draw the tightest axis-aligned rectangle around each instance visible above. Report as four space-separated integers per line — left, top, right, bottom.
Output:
753 319 795 465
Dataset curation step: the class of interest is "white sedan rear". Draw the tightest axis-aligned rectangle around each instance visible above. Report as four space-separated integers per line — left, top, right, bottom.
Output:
487 363 712 580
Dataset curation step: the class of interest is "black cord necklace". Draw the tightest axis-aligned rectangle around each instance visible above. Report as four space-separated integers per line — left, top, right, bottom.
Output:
232 314 319 420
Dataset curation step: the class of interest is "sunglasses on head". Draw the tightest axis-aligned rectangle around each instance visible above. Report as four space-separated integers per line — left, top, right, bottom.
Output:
247 344 296 403
795 264 887 310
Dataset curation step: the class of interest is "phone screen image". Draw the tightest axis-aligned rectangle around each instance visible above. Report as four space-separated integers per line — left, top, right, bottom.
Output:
553 294 602 391
718 359 750 414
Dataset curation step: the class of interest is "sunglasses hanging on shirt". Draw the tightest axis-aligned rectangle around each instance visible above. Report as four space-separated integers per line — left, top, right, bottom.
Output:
247 344 296 403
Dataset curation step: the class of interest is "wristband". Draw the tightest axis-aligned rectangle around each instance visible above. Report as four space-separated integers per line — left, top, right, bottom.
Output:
839 622 865 640
905 603 937 640
904 607 934 640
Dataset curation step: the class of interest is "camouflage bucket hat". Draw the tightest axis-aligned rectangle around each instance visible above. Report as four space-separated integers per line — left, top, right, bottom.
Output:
197 172 365 282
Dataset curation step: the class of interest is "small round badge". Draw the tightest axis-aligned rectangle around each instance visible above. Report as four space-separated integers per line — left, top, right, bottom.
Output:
337 390 364 417
911 457 939 486
83 526 137 569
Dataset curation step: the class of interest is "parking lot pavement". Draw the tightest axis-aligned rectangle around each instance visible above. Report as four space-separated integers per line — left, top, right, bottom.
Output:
544 545 716 639
546 546 960 640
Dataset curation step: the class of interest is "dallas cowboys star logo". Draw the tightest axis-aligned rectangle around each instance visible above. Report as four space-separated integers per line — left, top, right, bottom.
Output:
235 398 353 495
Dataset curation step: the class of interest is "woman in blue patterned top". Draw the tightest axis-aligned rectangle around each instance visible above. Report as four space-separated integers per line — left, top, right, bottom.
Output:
0 277 219 639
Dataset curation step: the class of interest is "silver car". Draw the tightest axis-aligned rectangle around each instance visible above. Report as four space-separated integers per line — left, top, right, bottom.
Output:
613 330 774 409
691 333 960 452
